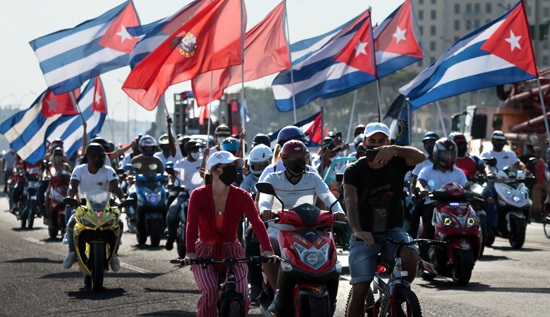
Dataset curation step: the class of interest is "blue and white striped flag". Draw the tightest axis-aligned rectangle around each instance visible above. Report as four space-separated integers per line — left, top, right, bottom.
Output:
30 1 140 94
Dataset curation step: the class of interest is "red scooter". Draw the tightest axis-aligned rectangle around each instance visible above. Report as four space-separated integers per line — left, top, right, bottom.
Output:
45 171 70 239
418 183 482 286
255 183 342 317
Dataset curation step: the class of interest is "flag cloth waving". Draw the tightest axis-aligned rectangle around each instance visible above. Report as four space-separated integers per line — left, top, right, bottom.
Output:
47 77 107 160
374 0 423 78
30 1 140 94
268 111 323 147
399 1 537 110
0 89 79 164
123 0 245 110
192 1 289 106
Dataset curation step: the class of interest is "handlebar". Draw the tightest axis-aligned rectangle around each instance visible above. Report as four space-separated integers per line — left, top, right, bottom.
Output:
178 256 282 267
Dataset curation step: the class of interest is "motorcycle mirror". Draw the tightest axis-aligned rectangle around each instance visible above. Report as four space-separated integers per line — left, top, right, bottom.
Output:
165 166 175 175
255 182 285 210
119 198 135 208
63 197 79 207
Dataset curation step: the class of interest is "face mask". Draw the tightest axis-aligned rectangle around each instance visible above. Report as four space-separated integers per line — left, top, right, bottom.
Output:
162 149 171 157
217 137 225 145
424 145 434 157
190 152 200 161
94 159 105 169
53 156 63 164
457 146 467 158
286 160 306 174
365 145 377 150
219 165 238 186
493 143 505 151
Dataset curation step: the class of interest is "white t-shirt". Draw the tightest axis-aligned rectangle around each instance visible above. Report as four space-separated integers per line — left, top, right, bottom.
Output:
154 151 183 167
418 165 468 204
412 156 432 176
258 160 318 182
480 149 519 171
173 158 203 192
71 164 118 198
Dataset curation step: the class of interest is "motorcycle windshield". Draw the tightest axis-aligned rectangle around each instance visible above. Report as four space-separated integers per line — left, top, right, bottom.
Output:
86 189 110 211
272 192 315 212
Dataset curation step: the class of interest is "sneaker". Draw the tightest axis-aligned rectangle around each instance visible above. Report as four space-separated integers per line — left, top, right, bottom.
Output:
165 237 175 251
63 252 76 269
268 289 279 312
250 285 263 301
62 232 70 245
111 254 121 272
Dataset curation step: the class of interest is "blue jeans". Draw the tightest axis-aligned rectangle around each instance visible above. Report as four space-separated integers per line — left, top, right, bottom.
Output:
483 182 497 231
166 192 187 238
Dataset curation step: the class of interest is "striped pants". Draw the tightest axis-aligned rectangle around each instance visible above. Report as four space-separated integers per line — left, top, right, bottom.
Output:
190 240 250 317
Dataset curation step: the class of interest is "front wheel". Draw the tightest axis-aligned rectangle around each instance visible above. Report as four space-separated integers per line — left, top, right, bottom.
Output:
508 217 527 249
149 218 163 247
92 243 105 292
393 287 422 317
225 301 243 317
451 249 474 286
176 226 186 258
544 212 550 238
27 200 36 229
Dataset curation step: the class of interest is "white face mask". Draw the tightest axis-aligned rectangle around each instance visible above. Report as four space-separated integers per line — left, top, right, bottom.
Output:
190 152 200 160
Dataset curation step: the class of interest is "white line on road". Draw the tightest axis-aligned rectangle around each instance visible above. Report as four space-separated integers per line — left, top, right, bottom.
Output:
121 262 152 274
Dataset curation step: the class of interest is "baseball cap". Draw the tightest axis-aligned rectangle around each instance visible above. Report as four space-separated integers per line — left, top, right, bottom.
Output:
206 151 244 171
364 122 390 138
491 130 506 140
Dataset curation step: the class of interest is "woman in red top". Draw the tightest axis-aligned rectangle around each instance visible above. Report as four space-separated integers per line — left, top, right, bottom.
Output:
184 151 275 317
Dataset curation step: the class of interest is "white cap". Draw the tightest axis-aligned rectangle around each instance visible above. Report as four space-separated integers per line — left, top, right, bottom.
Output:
364 122 390 138
206 151 245 171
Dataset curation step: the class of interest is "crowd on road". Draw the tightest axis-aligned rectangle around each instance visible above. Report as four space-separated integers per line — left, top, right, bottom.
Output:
1 114 548 317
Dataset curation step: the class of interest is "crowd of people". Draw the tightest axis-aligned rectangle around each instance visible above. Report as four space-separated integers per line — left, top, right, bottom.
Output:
1 115 548 317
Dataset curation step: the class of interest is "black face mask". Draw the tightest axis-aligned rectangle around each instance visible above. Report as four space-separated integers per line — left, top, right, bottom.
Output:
94 159 104 169
457 146 467 158
286 160 306 174
219 165 238 186
366 145 377 150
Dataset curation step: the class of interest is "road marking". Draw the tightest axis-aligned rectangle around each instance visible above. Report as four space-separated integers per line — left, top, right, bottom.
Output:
24 237 46 245
121 262 152 274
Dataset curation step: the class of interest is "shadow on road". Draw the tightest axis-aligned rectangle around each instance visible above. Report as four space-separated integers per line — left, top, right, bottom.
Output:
5 257 60 264
66 287 126 300
143 287 201 295
11 227 44 232
139 311 194 316
477 254 509 262
131 244 166 251
418 280 550 294
489 246 543 252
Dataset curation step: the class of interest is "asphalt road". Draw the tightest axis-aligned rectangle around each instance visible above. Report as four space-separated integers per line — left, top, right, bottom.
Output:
0 192 549 317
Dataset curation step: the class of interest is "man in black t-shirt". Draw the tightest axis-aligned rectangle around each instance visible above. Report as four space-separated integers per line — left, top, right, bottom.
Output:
343 122 425 317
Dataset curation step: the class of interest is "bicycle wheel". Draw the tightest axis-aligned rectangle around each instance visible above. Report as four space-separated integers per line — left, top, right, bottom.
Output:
345 287 376 317
543 212 550 238
393 287 422 317
225 301 243 317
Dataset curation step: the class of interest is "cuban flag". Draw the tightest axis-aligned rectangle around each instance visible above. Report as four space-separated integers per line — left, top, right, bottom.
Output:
399 1 538 110
268 111 323 147
47 77 107 160
0 90 79 164
272 9 376 112
374 0 423 78
128 0 212 68
30 1 140 94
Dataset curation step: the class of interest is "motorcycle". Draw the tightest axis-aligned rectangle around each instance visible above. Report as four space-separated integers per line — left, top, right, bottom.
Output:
46 171 70 238
483 159 531 249
18 171 41 229
64 190 132 292
256 182 342 317
165 164 190 258
124 164 168 247
418 183 482 286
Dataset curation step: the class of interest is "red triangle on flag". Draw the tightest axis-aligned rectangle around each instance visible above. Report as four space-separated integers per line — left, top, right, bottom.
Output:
92 77 107 113
375 0 423 58
99 1 140 54
41 89 80 117
334 10 376 76
480 3 538 77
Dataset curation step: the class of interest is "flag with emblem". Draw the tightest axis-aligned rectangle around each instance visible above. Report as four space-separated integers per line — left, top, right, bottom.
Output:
0 89 80 164
123 0 245 110
374 0 423 78
29 1 141 94
399 1 537 110
47 77 108 159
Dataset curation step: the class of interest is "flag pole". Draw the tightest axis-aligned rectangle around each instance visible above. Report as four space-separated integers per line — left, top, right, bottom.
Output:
368 8 381 123
536 78 550 141
283 0 297 122
407 102 412 145
346 90 358 144
207 72 213 145
375 80 382 123
240 0 246 157
69 90 86 124
436 101 447 137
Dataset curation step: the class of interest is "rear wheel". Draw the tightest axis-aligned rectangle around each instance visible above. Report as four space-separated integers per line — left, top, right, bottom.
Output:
226 301 243 317
20 208 27 229
451 249 474 286
544 212 550 238
393 287 422 317
149 219 163 247
478 211 487 257
176 226 186 258
509 217 527 249
92 243 105 292
27 200 36 229
345 287 376 317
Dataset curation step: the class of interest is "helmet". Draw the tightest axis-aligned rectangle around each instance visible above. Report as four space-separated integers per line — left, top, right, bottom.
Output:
158 133 170 146
449 132 467 144
52 147 64 156
442 183 464 198
184 139 202 153
422 131 440 142
252 133 271 148
220 137 240 153
433 138 457 169
51 139 64 149
277 126 308 146
139 135 158 156
178 135 191 156
215 124 231 136
91 136 109 151
353 124 366 137
322 136 333 147
491 130 506 140
280 140 309 160
85 143 105 157
354 134 364 149
247 144 272 176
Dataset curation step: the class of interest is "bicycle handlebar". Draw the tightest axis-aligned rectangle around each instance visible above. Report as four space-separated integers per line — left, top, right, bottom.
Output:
178 255 282 267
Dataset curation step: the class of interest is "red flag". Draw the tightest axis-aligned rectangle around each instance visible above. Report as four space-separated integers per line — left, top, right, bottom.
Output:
192 2 289 106
198 104 209 125
98 1 141 54
122 0 245 110
334 10 376 77
92 77 107 113
303 112 323 145
41 89 81 117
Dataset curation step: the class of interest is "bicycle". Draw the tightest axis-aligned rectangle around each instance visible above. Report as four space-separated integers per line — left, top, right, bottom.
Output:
543 207 550 238
179 256 276 317
345 237 422 317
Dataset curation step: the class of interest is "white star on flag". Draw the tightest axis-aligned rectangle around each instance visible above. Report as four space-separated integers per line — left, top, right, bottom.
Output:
47 98 61 112
116 25 133 43
355 41 368 57
505 30 522 51
94 91 102 104
392 27 407 44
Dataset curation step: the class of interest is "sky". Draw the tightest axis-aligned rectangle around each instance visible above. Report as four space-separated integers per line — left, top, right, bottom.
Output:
0 0 404 122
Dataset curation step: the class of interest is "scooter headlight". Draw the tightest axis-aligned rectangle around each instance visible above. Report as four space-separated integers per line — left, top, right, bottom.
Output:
147 193 160 204
293 242 329 271
466 216 477 228
440 214 459 229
